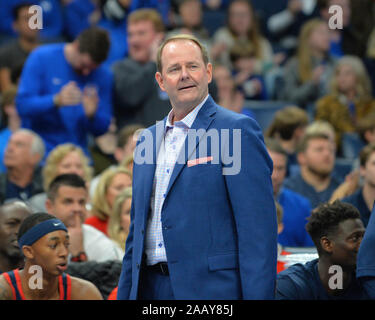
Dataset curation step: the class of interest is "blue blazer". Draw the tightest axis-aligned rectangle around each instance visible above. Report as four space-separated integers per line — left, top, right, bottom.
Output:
117 96 277 299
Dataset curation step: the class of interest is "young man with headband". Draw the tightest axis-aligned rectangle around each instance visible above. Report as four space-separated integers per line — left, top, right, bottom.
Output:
0 213 102 300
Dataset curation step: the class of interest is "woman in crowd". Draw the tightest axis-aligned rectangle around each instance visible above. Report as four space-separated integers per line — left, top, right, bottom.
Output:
108 187 132 251
28 143 93 212
211 0 273 74
315 55 375 151
281 18 336 108
85 166 132 236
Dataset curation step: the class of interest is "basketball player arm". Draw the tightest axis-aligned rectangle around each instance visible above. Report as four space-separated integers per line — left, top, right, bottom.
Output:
70 277 103 300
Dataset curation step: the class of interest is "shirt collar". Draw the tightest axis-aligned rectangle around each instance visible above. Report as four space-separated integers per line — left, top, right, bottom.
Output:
165 94 209 132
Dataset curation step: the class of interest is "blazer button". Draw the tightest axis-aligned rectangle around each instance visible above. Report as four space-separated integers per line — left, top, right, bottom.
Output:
141 229 144 235
137 263 140 269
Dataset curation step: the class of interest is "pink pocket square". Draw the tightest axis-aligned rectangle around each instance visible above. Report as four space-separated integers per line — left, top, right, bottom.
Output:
187 156 213 167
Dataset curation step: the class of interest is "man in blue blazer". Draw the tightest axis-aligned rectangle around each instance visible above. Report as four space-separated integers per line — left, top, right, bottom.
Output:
117 34 278 300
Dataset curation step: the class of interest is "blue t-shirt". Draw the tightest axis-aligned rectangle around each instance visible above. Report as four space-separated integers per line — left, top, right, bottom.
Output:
283 173 341 209
276 259 369 300
0 128 12 173
277 188 314 247
342 188 371 228
16 43 112 157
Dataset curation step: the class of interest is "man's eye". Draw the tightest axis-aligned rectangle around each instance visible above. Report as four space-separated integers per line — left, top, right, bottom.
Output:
49 244 57 249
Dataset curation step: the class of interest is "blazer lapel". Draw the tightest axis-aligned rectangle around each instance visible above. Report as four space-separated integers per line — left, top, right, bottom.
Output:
163 97 217 199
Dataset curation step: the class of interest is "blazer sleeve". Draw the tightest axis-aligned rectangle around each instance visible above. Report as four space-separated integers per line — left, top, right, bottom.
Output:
357 204 375 299
224 116 278 299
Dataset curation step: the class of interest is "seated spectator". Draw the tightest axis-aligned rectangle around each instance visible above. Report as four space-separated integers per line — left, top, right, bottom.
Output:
167 0 211 52
267 0 319 58
229 42 268 100
45 174 124 262
0 3 40 93
0 87 21 173
112 9 169 128
276 201 369 300
342 143 375 227
211 0 274 74
16 26 112 156
0 0 64 43
266 106 308 176
266 137 314 247
85 167 132 236
212 63 250 116
315 56 375 152
90 118 118 176
319 0 368 58
275 201 291 274
284 132 341 209
281 18 335 108
0 213 103 300
29 143 93 213
1 129 44 204
89 123 143 197
0 201 31 273
108 187 132 251
356 112 375 146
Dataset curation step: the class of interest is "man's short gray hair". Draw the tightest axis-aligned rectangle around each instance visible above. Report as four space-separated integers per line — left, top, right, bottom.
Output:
16 129 45 163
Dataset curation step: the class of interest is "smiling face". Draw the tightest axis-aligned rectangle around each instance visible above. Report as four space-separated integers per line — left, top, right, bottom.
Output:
46 186 87 228
155 39 212 114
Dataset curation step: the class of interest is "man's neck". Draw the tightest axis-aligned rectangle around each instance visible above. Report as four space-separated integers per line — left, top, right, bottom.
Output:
300 166 331 192
318 257 353 296
171 95 208 124
20 263 60 300
362 183 375 211
7 167 34 188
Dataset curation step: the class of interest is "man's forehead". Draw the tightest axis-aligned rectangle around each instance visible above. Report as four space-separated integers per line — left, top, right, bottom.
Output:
337 218 364 235
56 186 87 198
128 20 155 32
162 41 203 64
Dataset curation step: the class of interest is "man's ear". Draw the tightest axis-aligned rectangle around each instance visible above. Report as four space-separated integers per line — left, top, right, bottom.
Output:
22 245 34 260
155 72 165 91
206 63 213 84
320 236 333 254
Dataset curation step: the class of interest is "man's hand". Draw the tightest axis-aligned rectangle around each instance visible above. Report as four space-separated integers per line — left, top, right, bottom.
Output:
67 213 85 257
54 81 82 107
82 85 99 119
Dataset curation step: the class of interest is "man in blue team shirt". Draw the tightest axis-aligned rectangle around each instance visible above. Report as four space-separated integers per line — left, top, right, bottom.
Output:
16 27 112 157
276 200 375 300
343 143 375 227
284 132 341 209
265 137 314 247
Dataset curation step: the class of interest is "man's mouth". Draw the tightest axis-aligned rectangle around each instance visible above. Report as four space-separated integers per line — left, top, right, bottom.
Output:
57 262 68 272
178 85 196 91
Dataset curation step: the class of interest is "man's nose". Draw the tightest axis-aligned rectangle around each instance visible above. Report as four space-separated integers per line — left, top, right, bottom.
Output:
181 66 190 79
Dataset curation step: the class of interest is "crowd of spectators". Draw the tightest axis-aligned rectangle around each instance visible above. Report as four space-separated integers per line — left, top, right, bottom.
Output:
1 0 375 300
